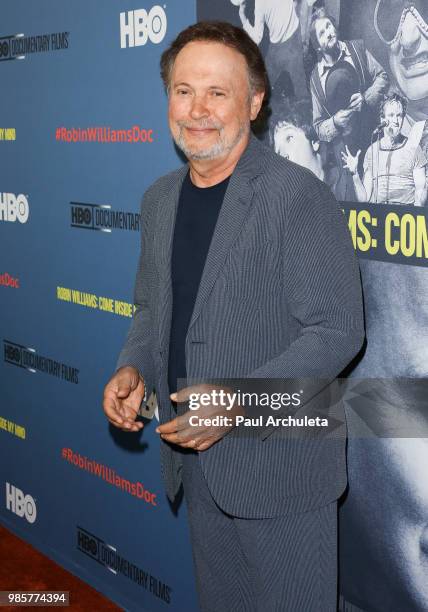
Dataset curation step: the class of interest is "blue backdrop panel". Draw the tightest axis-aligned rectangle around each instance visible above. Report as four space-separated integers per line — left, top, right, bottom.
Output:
4 1 428 612
0 2 198 611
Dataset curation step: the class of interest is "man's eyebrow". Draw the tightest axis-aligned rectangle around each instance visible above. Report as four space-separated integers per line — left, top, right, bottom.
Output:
172 82 230 91
172 81 193 88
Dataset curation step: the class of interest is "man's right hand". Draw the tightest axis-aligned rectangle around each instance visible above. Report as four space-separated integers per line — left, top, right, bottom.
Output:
341 145 361 176
103 366 145 432
333 108 355 129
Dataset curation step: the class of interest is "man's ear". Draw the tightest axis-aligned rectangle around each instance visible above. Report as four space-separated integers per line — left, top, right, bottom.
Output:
250 90 265 121
312 140 320 153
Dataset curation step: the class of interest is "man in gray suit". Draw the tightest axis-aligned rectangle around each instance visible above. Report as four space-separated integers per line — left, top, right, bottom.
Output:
103 21 364 612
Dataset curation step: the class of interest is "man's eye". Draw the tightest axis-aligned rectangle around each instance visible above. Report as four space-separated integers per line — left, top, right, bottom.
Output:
212 91 225 97
177 89 189 95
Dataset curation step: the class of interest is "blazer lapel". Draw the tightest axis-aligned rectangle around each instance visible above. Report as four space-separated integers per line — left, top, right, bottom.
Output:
188 135 266 332
154 165 187 353
154 135 267 353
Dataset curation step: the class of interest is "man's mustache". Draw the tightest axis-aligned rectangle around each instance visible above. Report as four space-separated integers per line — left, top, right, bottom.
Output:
177 120 223 130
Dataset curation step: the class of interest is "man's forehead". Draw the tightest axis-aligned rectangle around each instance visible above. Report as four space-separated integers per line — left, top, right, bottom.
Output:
171 41 249 89
384 101 403 113
276 123 301 136
316 18 333 33
173 41 247 71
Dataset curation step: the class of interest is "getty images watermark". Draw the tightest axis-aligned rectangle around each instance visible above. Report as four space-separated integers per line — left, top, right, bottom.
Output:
186 388 330 429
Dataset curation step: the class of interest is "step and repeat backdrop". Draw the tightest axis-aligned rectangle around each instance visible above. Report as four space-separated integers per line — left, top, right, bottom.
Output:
2 0 428 611
0 1 199 611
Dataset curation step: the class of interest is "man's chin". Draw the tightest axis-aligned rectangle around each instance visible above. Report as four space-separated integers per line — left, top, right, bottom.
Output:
387 130 401 142
175 139 225 161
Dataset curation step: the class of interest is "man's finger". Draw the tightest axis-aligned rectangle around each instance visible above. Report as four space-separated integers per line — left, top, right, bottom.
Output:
107 417 143 432
155 417 180 434
117 377 137 398
171 383 227 404
161 431 204 446
170 387 195 403
156 416 188 434
118 370 143 397
195 439 214 451
119 400 139 420
106 414 142 431
162 421 216 445
161 432 194 445
103 396 124 425
121 419 144 431
160 433 185 445
180 438 200 448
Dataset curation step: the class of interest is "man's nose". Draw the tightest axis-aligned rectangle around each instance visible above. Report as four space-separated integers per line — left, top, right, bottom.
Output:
190 96 209 119
400 12 421 57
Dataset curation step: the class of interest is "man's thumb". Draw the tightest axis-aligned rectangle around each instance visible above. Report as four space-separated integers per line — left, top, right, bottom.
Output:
117 374 137 398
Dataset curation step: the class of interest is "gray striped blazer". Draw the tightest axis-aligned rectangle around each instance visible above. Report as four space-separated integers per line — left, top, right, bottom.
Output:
117 134 365 518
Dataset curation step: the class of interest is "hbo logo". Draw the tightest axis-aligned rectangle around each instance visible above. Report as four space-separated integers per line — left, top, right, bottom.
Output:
0 41 9 58
120 6 167 48
77 530 99 557
71 205 92 227
4 344 21 364
6 483 37 524
0 193 29 223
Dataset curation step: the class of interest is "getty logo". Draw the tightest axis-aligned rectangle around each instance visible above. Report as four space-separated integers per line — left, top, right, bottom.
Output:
6 483 37 524
120 5 167 48
0 193 29 223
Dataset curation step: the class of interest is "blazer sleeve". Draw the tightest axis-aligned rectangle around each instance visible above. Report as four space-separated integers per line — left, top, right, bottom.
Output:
115 185 157 397
248 174 365 381
362 48 389 107
310 78 340 143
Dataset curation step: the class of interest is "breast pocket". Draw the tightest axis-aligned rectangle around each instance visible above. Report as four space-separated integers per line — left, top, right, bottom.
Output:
225 241 281 302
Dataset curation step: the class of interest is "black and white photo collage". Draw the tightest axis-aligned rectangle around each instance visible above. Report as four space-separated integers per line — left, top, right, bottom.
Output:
198 0 428 206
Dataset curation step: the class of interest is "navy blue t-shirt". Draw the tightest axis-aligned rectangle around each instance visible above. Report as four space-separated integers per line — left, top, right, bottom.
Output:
168 170 230 394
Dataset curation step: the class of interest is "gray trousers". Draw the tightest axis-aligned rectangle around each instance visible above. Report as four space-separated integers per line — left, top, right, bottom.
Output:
182 451 338 612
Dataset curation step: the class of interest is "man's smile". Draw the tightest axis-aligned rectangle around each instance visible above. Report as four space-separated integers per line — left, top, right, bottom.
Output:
185 127 218 136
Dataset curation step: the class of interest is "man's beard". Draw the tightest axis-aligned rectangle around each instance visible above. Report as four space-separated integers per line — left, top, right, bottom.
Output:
172 120 249 161
386 125 401 142
323 34 338 55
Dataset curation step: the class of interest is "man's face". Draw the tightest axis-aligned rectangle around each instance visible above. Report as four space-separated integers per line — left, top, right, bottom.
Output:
168 41 263 162
315 18 338 55
274 123 318 169
382 100 404 139
389 8 428 100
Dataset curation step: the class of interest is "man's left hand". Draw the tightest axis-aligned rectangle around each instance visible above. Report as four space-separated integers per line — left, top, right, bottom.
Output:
156 385 244 452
